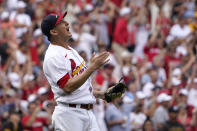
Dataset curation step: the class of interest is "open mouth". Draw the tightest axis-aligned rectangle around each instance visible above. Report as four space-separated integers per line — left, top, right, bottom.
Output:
67 28 69 32
66 28 71 36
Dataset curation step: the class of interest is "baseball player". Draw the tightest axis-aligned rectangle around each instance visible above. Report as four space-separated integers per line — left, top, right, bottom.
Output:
41 11 110 131
41 11 126 131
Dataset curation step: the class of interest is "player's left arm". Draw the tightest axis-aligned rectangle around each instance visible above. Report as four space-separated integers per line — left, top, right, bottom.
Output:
93 90 105 100
94 80 126 102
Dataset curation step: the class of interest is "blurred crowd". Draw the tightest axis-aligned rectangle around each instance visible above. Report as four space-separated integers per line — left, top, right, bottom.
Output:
1 0 197 131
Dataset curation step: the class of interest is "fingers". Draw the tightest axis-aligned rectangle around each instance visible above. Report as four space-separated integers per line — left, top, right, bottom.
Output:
91 52 109 63
95 52 110 65
98 58 110 68
90 52 110 70
103 59 110 65
98 52 110 63
90 52 96 62
97 52 109 60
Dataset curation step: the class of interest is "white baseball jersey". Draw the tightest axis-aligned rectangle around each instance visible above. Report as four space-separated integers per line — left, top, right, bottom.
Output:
43 44 96 104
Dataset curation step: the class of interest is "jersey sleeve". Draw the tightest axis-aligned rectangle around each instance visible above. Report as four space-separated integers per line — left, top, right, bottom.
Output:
44 56 71 89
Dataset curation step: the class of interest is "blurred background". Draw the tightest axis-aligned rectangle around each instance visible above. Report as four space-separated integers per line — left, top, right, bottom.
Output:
1 0 197 131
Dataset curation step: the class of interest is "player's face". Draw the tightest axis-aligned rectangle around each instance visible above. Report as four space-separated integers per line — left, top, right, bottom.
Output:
55 20 72 40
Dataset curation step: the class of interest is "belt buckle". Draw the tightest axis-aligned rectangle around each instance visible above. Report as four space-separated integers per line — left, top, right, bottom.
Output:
76 104 80 108
88 104 91 110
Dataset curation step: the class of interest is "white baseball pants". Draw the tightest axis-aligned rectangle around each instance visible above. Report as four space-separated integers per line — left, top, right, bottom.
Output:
52 105 100 131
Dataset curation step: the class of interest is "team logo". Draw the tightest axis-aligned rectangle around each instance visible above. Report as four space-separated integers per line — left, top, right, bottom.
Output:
69 59 85 77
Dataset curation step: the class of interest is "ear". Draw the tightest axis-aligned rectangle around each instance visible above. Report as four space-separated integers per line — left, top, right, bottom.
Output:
50 29 58 36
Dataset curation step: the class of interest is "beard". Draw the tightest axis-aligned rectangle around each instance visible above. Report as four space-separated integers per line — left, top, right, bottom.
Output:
63 35 73 44
68 37 74 43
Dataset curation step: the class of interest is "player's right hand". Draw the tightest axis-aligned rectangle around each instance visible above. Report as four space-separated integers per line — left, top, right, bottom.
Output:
89 52 110 71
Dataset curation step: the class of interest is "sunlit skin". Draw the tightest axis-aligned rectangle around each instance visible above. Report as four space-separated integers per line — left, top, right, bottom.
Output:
50 20 72 49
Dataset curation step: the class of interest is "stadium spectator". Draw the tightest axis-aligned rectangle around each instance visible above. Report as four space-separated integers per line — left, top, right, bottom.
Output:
152 93 172 130
22 102 51 131
1 111 23 131
105 97 127 131
161 106 185 131
130 103 147 131
142 117 154 131
112 7 131 64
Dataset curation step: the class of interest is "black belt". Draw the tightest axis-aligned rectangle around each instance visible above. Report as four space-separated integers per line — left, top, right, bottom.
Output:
69 104 93 110
58 102 93 110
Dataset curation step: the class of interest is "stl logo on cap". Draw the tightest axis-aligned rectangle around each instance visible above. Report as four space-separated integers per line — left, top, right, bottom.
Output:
56 15 58 18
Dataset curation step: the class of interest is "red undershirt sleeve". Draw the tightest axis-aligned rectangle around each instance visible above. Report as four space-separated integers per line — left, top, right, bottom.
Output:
57 73 70 89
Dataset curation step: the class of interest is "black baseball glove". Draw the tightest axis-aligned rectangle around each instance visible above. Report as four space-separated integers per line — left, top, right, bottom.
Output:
104 78 127 103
